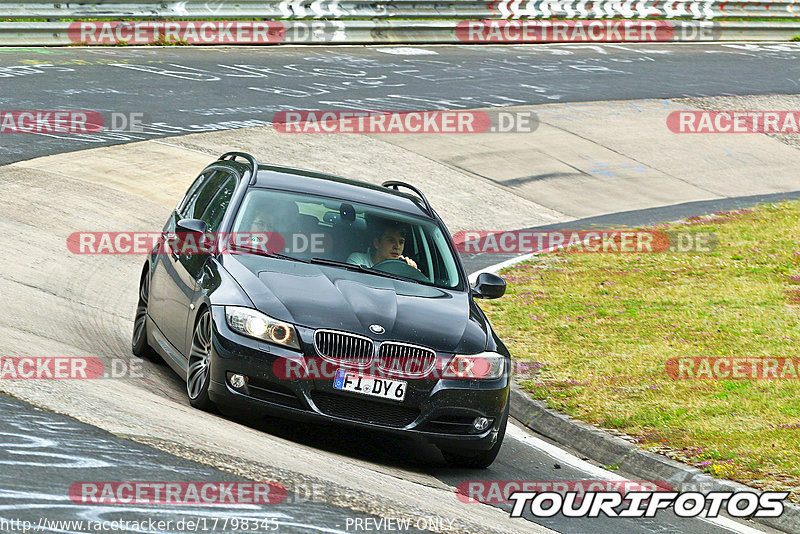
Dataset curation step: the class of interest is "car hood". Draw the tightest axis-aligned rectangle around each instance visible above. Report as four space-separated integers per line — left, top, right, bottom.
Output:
222 255 488 354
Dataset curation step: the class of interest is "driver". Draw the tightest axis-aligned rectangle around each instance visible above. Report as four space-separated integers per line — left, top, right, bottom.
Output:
347 220 418 269
249 213 274 233
241 210 276 250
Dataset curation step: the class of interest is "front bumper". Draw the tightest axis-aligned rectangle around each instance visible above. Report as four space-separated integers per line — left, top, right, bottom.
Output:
207 307 510 451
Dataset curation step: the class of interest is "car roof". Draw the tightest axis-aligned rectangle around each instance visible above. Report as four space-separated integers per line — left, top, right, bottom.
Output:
243 163 435 219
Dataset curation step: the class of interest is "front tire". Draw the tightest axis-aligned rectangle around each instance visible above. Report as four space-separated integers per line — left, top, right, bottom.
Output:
439 402 509 469
187 309 216 412
132 269 159 361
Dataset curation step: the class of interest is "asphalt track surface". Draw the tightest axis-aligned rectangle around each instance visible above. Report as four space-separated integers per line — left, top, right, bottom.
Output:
1 43 797 533
0 394 412 534
0 391 749 534
1 42 800 164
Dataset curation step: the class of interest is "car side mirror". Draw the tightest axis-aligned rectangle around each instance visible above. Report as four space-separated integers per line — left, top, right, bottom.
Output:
176 218 208 235
472 272 506 299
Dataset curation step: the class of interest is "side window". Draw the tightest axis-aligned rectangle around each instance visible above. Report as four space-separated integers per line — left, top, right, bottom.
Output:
199 174 237 232
411 226 432 281
178 171 211 216
181 171 229 220
424 229 445 283
430 227 459 288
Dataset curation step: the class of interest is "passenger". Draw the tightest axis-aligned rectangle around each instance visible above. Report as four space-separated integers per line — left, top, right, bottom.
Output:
348 220 418 269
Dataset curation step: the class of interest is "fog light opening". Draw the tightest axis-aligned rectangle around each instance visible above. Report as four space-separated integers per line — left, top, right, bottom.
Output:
473 417 491 432
229 374 247 389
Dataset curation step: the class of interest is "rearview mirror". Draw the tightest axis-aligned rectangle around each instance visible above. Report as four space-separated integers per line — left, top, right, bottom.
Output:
472 272 506 299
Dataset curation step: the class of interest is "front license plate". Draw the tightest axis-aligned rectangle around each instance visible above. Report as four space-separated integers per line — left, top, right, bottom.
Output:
333 369 407 401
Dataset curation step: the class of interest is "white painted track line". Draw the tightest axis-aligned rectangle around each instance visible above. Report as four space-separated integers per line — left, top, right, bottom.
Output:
507 424 766 534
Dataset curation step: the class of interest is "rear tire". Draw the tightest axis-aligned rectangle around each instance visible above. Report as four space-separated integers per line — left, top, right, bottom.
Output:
131 269 160 361
187 309 216 412
439 402 509 469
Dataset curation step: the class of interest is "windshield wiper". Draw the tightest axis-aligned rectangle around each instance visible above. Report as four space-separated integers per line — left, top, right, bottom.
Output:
310 258 406 281
265 252 309 263
231 243 309 263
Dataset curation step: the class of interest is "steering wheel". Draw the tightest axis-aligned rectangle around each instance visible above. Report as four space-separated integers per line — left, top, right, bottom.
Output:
371 259 428 282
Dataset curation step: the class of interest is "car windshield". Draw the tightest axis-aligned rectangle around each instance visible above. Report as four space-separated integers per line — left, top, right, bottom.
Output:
230 188 463 289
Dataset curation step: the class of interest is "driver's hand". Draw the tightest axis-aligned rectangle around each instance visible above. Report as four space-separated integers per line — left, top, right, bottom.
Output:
399 255 418 269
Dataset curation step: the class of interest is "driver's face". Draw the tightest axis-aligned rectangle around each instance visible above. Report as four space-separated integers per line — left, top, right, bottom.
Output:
373 228 405 263
249 214 274 233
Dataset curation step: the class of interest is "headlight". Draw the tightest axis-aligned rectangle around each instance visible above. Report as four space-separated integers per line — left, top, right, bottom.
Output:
444 352 506 380
225 306 300 350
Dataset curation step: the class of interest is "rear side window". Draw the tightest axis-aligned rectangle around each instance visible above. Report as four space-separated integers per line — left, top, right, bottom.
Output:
181 171 230 220
200 174 237 232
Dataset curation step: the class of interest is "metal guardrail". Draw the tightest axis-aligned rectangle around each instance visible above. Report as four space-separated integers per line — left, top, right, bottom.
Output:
0 1 798 45
7 1 489 20
1 20 799 46
0 0 798 20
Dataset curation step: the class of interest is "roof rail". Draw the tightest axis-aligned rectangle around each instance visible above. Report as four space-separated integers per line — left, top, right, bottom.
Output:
382 180 433 217
219 152 258 184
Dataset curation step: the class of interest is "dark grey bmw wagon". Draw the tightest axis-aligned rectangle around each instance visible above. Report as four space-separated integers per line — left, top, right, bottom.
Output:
133 152 511 468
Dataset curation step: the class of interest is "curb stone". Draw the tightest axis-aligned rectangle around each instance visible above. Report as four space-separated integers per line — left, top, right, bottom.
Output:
508 383 800 533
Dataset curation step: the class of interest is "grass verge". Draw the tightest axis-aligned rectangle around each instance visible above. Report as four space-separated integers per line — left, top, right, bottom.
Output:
480 201 800 501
